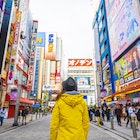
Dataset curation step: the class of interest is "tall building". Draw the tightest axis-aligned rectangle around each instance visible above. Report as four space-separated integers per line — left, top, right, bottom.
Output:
30 32 46 100
67 58 95 106
93 0 140 104
104 0 140 104
92 0 115 103
0 0 35 118
42 33 63 102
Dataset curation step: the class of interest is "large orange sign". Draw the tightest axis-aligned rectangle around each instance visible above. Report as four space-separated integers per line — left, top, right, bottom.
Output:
68 59 93 66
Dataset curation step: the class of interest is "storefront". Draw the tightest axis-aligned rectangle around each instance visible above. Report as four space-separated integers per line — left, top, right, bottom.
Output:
5 94 33 118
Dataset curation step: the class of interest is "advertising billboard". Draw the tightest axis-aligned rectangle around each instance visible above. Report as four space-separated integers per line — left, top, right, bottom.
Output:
115 40 140 90
0 0 4 20
7 10 22 84
0 0 13 74
36 32 46 47
45 32 57 60
68 59 93 66
75 76 90 88
10 89 17 100
106 0 140 61
27 20 38 91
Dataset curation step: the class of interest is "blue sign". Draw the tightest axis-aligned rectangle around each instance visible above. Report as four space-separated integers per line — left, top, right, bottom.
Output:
36 32 46 47
48 34 53 43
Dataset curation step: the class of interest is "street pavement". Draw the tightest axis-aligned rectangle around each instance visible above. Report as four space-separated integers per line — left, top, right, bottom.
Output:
0 114 139 140
91 117 140 140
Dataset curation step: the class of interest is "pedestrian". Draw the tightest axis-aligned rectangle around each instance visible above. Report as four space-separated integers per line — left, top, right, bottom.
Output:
95 107 101 126
21 107 28 125
50 77 89 140
18 110 21 123
135 104 140 130
89 107 93 121
105 107 110 121
115 104 122 126
126 103 135 128
0 107 6 126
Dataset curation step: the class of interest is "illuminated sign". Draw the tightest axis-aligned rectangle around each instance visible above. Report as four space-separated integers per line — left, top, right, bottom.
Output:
107 0 140 61
68 59 93 66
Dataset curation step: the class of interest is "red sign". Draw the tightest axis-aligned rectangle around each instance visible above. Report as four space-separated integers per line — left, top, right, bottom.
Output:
68 59 93 66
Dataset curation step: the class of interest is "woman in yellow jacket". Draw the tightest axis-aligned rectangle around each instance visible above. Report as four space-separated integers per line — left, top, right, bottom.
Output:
50 77 89 140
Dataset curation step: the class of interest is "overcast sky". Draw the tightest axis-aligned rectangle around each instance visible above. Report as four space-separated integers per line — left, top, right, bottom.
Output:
29 0 96 59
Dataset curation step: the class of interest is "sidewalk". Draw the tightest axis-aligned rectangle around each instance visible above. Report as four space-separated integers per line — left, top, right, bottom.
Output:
0 113 45 134
92 118 140 140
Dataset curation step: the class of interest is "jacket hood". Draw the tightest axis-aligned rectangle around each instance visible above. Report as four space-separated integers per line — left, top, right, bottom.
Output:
61 93 83 108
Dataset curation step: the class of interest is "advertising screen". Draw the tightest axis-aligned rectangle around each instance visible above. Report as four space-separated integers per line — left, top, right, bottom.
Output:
75 77 90 87
106 0 140 61
115 40 140 88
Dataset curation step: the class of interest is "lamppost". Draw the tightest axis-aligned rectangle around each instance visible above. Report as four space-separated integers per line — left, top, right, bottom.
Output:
13 70 22 126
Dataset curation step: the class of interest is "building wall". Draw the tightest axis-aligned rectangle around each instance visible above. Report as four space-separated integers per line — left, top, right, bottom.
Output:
37 47 44 99
67 59 95 106
93 0 115 98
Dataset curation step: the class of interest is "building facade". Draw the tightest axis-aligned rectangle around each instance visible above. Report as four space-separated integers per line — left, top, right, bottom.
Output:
92 0 115 103
93 0 140 105
67 58 95 106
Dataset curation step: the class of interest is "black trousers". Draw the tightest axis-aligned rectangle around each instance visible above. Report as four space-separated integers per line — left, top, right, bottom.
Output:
116 115 121 125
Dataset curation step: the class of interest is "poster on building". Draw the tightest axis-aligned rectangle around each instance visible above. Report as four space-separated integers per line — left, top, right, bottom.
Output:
115 40 140 88
106 0 140 61
10 89 17 100
0 0 3 20
0 0 13 74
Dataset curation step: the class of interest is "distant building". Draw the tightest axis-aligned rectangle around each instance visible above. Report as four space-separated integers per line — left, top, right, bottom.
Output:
67 58 95 106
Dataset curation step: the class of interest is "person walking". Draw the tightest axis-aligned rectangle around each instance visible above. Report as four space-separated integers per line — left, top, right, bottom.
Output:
95 107 101 126
21 107 28 125
115 104 122 126
18 110 21 123
126 104 135 128
0 107 6 126
50 77 89 140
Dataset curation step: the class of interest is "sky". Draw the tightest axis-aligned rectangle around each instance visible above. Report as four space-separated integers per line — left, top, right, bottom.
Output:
29 0 98 59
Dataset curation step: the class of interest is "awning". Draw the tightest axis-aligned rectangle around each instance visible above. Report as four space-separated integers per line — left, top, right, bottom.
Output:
20 97 34 104
6 94 33 104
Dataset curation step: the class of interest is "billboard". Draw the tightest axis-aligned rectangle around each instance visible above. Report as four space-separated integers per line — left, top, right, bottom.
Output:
68 59 92 66
27 20 38 91
75 76 90 88
115 40 140 91
36 32 46 47
7 10 22 84
105 0 140 61
0 0 4 20
0 0 13 74
45 32 57 60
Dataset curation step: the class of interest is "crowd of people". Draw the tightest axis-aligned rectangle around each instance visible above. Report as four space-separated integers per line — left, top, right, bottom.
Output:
88 102 140 130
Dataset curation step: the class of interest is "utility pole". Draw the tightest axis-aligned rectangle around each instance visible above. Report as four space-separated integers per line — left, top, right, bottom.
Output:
13 70 22 126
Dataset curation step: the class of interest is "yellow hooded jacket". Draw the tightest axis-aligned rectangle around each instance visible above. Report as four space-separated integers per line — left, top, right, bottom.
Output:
50 93 89 140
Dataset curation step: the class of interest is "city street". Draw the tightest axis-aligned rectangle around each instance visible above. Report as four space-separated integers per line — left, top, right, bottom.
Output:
0 115 128 140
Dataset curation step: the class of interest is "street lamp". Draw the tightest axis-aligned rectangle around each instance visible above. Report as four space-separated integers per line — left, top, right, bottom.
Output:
13 70 22 126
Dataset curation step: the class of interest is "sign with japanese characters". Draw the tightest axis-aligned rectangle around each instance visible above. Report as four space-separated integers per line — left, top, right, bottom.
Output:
68 59 93 66
27 20 38 91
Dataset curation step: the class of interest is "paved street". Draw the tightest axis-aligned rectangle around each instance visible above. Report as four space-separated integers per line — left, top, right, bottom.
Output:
0 115 128 140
